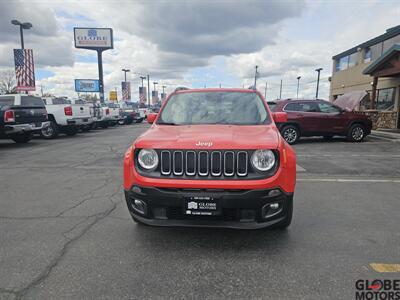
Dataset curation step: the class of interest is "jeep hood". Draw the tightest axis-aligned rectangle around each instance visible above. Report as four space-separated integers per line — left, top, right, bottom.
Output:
135 124 280 150
333 91 368 111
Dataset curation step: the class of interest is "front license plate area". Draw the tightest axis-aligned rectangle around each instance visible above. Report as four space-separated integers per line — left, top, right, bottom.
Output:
184 196 220 216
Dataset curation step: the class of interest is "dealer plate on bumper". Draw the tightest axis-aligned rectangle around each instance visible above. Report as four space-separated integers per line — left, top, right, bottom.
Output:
184 196 220 216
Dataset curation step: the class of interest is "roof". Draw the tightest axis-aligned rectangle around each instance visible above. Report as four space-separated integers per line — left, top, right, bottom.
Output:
363 44 400 75
332 25 400 60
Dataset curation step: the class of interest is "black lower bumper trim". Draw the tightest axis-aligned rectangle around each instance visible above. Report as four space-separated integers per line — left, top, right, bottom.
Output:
125 186 293 229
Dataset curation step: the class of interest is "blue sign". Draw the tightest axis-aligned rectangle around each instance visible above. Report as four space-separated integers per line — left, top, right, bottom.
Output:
75 79 100 92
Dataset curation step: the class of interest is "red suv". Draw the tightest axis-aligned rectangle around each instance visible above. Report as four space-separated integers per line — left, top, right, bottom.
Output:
124 89 296 229
268 99 372 144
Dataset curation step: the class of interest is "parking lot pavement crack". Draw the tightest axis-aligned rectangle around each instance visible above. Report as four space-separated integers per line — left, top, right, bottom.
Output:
55 178 114 218
15 203 117 300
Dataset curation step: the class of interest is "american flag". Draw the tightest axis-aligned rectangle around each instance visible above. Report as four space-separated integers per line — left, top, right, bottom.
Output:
121 81 131 100
139 86 147 104
14 49 36 91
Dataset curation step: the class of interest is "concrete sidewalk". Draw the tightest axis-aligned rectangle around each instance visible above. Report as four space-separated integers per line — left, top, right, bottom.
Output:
371 129 400 141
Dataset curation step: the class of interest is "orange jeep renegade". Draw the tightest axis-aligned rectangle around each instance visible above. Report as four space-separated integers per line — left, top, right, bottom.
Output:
124 88 296 229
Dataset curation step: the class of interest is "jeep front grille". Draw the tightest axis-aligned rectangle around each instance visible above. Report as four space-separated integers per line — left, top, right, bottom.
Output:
160 150 248 178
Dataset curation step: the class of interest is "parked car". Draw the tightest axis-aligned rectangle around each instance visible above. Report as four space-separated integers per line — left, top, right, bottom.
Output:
96 103 112 128
123 88 296 229
268 99 372 144
120 102 144 124
0 94 49 143
41 97 93 139
106 103 123 126
69 99 97 131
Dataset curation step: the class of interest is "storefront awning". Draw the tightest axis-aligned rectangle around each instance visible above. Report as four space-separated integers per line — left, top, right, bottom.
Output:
363 44 400 76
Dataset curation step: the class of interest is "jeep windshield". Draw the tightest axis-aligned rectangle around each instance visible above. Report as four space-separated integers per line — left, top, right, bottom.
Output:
157 91 271 125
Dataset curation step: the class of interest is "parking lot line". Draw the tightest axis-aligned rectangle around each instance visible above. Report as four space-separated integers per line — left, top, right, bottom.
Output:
296 164 306 172
370 263 400 273
297 178 400 183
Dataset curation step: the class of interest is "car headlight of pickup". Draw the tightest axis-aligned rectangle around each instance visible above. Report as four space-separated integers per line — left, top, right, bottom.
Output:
251 150 276 172
137 149 159 170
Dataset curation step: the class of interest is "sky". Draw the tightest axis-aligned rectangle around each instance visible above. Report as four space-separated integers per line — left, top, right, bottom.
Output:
0 0 399 101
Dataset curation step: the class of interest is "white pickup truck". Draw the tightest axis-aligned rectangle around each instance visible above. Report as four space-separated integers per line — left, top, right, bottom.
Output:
105 102 123 126
41 97 93 139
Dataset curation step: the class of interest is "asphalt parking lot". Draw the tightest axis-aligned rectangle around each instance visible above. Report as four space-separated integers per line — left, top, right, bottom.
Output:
1 125 399 300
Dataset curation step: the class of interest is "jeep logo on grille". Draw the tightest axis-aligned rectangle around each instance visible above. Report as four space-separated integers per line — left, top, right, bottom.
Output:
195 141 213 147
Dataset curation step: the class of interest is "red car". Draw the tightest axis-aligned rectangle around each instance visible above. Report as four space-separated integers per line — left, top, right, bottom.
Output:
124 88 296 229
268 99 372 144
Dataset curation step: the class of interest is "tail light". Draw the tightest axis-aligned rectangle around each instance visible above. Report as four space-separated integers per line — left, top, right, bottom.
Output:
106 108 110 115
4 110 15 123
131 112 136 117
64 106 73 116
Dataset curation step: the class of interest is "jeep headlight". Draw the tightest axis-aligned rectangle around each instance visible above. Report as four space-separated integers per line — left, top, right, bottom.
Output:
251 150 275 171
138 149 159 170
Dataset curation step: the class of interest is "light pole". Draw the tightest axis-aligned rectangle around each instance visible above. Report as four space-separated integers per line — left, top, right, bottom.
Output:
153 81 158 105
121 69 130 82
254 65 258 89
279 79 283 99
162 85 166 101
264 81 267 99
296 76 301 99
140 76 146 87
147 75 150 106
11 20 32 49
315 68 323 99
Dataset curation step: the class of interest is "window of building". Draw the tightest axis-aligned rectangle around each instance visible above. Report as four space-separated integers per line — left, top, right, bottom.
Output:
348 52 358 67
376 88 395 110
370 42 383 61
382 34 400 53
364 48 372 63
336 56 349 71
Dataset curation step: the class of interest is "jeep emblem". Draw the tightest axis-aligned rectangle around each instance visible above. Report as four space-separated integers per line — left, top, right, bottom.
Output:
195 141 213 147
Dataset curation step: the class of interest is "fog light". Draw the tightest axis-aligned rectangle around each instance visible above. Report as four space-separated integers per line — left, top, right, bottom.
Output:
131 199 147 215
262 202 283 219
267 189 281 197
132 186 141 193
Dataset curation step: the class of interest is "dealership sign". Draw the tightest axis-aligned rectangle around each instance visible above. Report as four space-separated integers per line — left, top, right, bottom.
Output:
75 79 100 92
74 28 113 49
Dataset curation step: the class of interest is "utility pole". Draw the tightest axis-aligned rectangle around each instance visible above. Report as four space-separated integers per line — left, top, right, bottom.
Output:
315 68 323 99
162 85 166 101
279 79 283 99
147 75 150 106
153 81 158 105
121 68 130 82
254 65 258 89
264 81 267 99
296 76 301 99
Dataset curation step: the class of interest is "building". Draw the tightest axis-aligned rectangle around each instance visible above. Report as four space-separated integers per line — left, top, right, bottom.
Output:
330 25 400 129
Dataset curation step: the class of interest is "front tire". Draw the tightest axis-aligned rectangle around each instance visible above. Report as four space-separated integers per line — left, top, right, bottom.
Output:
347 124 365 142
11 132 32 144
281 125 300 144
40 121 59 139
99 121 109 129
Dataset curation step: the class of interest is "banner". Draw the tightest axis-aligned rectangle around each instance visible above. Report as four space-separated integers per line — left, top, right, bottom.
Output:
139 86 147 104
14 49 35 92
75 79 100 92
121 81 131 100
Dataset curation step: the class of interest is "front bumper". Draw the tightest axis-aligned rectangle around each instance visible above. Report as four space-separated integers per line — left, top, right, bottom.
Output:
4 121 50 134
125 186 293 229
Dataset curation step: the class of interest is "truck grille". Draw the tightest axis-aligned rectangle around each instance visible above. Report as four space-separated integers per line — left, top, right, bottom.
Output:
160 150 249 178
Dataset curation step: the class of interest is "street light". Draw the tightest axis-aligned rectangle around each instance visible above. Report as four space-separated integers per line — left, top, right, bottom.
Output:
315 68 323 99
296 76 301 99
140 76 146 87
11 19 32 49
121 69 130 82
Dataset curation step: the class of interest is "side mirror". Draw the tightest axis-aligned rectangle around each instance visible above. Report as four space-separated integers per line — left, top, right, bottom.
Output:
272 112 287 123
147 113 157 124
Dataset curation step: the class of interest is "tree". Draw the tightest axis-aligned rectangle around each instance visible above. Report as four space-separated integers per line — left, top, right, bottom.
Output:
0 69 16 95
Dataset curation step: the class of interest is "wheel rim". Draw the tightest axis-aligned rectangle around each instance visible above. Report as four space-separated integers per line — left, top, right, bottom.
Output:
283 128 297 143
42 124 54 137
352 127 364 141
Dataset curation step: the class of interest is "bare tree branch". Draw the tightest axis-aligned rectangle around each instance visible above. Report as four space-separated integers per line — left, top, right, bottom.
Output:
0 69 17 95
